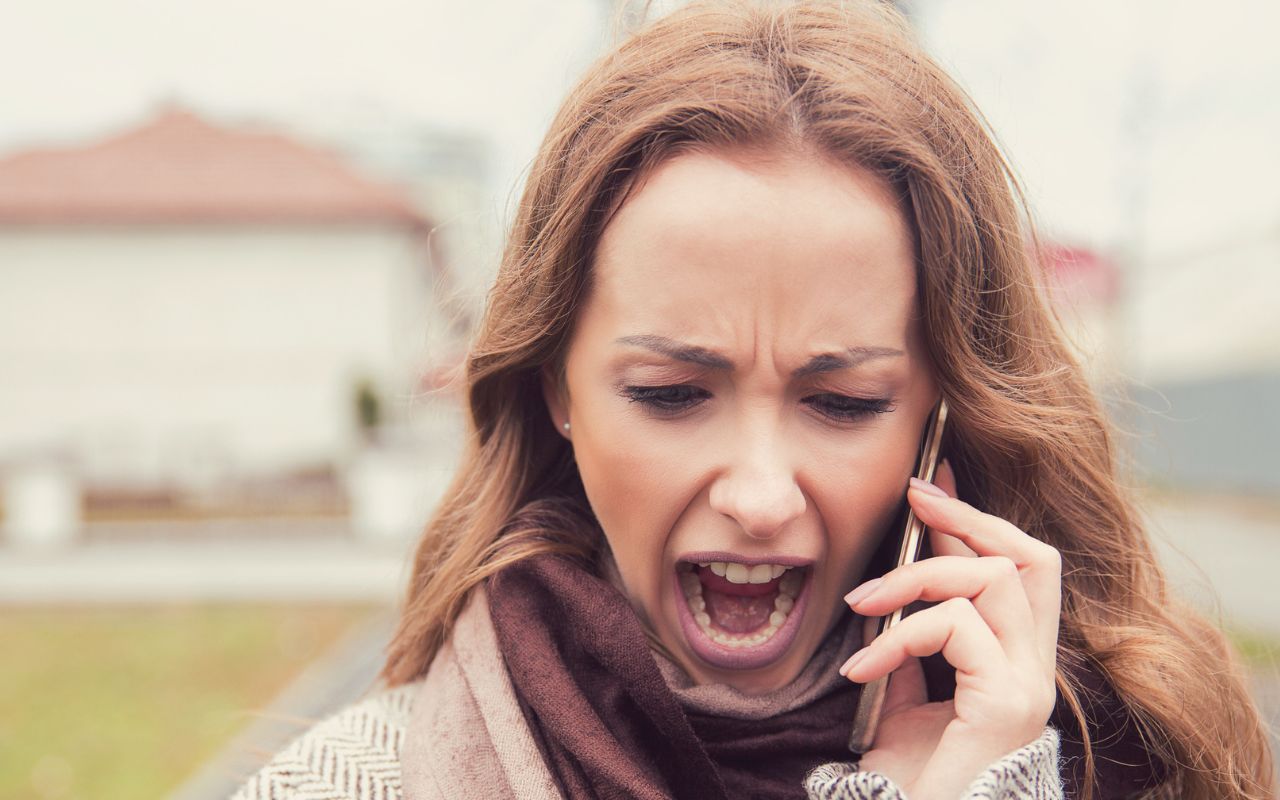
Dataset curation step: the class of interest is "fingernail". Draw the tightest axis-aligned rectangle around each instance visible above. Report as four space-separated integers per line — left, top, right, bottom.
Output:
839 647 869 677
909 476 949 498
844 577 883 607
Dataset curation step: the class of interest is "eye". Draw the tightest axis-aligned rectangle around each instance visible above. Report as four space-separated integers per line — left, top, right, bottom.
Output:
620 385 895 423
803 394 896 423
619 384 709 416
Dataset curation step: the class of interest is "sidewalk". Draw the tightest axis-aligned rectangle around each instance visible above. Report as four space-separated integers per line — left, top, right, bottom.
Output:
1143 492 1280 639
168 609 396 800
0 534 413 604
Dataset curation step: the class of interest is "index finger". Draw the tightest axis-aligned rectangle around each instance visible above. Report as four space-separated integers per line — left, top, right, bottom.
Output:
908 462 1062 665
927 460 978 559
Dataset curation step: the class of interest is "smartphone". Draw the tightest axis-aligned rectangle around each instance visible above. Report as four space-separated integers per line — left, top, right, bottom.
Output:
848 396 949 754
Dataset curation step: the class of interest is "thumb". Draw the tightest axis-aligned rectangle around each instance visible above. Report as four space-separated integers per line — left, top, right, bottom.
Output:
931 457 959 499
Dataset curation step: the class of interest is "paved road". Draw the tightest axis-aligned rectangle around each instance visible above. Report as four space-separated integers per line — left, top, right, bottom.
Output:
1144 495 1280 776
1143 493 1280 639
0 534 413 603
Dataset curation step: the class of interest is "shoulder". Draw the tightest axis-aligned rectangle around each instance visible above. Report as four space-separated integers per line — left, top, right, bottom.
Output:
230 682 418 800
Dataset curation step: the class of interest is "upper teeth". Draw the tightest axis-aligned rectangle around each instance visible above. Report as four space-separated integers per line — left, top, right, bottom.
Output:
700 561 790 584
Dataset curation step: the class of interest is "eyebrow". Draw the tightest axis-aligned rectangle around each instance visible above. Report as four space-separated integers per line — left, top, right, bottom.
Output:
614 335 905 378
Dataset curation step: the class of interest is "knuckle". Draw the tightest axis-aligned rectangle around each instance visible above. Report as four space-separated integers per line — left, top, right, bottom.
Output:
1036 541 1063 573
939 596 977 620
983 555 1020 582
895 560 923 581
871 625 905 657
955 511 982 539
879 564 917 597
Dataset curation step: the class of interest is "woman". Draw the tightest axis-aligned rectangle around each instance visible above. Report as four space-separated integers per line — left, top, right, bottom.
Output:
233 1 1275 798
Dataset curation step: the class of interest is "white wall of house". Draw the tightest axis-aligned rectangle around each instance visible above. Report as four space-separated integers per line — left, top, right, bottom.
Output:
0 223 454 485
1128 236 1279 385
1047 236 1279 391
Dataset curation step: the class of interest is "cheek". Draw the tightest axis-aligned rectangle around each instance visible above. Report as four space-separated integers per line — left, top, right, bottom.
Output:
807 429 921 571
571 410 700 585
575 424 683 528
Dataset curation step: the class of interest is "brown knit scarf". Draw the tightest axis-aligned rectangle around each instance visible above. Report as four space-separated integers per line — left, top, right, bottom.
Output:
486 552 1165 800
488 553 862 799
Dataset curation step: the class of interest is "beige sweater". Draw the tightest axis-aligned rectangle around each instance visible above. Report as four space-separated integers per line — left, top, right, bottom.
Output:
230 589 1062 799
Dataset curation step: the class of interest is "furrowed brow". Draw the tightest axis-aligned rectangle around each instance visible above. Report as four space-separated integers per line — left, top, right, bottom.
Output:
614 335 733 369
614 335 903 376
790 347 905 378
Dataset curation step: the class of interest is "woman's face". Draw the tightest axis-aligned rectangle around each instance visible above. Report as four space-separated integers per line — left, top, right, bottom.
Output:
542 147 939 693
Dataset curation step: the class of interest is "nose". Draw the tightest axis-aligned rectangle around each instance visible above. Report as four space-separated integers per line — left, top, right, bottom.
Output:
707 421 807 540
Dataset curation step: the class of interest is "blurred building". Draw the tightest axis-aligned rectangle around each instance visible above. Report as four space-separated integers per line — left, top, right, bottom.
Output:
1123 232 1280 495
313 110 501 314
1034 237 1279 497
0 107 466 503
1129 233 1279 385
1042 243 1123 386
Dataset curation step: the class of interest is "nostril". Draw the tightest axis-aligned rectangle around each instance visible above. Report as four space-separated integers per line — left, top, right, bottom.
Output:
707 437 807 537
710 479 807 539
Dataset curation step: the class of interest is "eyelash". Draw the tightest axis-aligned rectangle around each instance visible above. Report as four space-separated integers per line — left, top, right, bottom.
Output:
620 384 896 423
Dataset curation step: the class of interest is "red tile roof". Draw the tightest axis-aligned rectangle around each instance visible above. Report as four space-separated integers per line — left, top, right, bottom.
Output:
1041 243 1120 306
0 107 427 226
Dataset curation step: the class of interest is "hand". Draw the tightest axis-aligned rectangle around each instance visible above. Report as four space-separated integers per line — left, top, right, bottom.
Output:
838 459 1062 800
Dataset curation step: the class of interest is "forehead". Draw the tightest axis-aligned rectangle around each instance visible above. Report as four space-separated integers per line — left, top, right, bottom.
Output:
586 148 920 354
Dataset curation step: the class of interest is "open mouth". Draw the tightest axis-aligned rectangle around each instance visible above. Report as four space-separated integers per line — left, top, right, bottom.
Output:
673 557 811 670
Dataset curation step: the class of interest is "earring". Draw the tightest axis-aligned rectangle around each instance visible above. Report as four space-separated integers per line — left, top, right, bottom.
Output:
563 422 571 431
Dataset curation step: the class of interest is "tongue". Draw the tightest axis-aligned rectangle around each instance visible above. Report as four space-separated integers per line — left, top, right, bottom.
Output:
696 566 779 634
703 588 776 633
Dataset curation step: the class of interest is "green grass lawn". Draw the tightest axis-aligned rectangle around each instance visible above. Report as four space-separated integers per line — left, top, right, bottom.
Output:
0 604 381 800
1229 626 1280 674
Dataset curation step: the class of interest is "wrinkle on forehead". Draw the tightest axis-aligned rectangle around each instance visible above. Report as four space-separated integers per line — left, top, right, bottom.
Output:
586 147 922 378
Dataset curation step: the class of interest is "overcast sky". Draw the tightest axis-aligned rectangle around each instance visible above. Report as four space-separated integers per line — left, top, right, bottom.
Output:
2 0 1277 268
917 0 1280 265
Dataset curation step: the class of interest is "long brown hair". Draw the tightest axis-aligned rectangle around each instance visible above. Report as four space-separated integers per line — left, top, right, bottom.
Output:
379 2 1275 797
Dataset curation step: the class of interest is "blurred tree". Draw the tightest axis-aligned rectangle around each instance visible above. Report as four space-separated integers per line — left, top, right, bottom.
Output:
353 377 383 444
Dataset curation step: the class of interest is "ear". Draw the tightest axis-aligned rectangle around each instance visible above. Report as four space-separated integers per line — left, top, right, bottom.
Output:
539 365 570 440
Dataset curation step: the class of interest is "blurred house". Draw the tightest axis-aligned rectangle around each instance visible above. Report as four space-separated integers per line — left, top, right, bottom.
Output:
312 111 501 312
1042 243 1123 386
1043 234 1280 496
0 107 465 505
1129 234 1279 386
1123 233 1280 495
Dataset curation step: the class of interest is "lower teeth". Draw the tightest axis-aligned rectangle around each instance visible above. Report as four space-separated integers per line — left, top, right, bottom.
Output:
680 565 799 649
